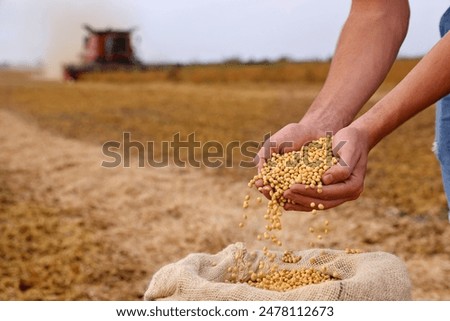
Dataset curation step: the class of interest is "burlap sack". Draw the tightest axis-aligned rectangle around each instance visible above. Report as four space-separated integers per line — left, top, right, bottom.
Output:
144 242 411 301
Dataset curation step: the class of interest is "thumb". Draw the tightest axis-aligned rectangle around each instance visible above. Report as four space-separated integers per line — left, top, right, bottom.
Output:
322 136 358 185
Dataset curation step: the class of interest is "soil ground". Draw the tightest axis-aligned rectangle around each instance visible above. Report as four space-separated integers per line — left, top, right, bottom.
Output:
0 67 449 300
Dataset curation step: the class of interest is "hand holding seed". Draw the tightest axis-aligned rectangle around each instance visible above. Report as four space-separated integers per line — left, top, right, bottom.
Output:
254 122 325 200
283 126 369 211
249 135 337 214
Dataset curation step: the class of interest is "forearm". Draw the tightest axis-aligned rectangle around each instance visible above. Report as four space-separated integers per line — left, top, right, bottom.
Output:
301 0 410 132
352 32 450 149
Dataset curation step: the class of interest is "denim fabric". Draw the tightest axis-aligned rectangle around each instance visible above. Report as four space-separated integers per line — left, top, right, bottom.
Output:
436 6 450 219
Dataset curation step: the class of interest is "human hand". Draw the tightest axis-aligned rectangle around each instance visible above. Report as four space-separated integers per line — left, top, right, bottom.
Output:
282 126 369 211
254 122 327 199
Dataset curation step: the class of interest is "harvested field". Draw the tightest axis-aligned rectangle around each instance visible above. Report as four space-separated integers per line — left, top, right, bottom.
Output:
0 63 448 300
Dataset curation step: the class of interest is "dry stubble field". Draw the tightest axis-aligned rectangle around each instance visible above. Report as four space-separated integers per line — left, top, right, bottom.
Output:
0 61 449 300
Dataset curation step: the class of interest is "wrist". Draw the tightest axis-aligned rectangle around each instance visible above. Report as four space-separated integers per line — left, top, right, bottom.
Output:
299 109 348 136
348 117 377 151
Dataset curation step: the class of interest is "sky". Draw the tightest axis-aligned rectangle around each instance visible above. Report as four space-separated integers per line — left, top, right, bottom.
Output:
0 0 449 68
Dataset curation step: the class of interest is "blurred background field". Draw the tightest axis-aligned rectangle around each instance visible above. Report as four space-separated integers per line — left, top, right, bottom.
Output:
0 60 449 300
0 59 444 213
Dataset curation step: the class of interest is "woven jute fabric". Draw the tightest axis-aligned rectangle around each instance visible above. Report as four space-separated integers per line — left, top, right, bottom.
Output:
144 243 411 301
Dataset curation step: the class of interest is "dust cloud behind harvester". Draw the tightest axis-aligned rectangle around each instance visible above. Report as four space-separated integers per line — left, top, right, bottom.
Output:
41 0 140 80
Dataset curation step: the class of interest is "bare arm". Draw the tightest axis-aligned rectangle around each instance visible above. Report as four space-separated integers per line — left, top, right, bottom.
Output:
256 0 410 197
284 32 450 211
352 31 450 149
300 0 410 132
257 0 410 165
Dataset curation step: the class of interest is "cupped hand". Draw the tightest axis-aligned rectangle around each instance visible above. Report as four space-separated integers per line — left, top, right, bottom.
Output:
282 126 370 211
253 122 326 199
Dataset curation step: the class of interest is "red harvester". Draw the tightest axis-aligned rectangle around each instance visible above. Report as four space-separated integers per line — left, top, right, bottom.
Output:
63 24 146 81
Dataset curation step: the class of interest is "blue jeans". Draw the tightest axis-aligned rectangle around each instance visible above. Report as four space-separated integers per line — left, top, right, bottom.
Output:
436 6 450 219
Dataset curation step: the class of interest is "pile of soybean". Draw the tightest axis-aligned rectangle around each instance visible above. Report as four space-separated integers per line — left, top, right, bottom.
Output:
229 136 346 292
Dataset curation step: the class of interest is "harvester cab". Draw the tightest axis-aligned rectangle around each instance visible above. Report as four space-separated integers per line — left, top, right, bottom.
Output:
63 24 143 81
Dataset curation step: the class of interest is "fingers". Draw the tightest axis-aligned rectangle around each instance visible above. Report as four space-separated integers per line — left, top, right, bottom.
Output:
283 157 366 210
255 130 292 168
286 181 361 201
254 123 308 196
284 203 314 212
254 135 289 170
322 134 359 185
254 179 272 200
283 182 360 211
253 123 317 170
284 197 352 211
251 126 369 213
284 185 360 210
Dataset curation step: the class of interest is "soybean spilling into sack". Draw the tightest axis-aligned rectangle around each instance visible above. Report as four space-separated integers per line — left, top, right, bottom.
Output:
229 136 360 291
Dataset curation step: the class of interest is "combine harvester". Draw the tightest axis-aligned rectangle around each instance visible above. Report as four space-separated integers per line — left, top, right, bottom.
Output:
63 24 146 81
